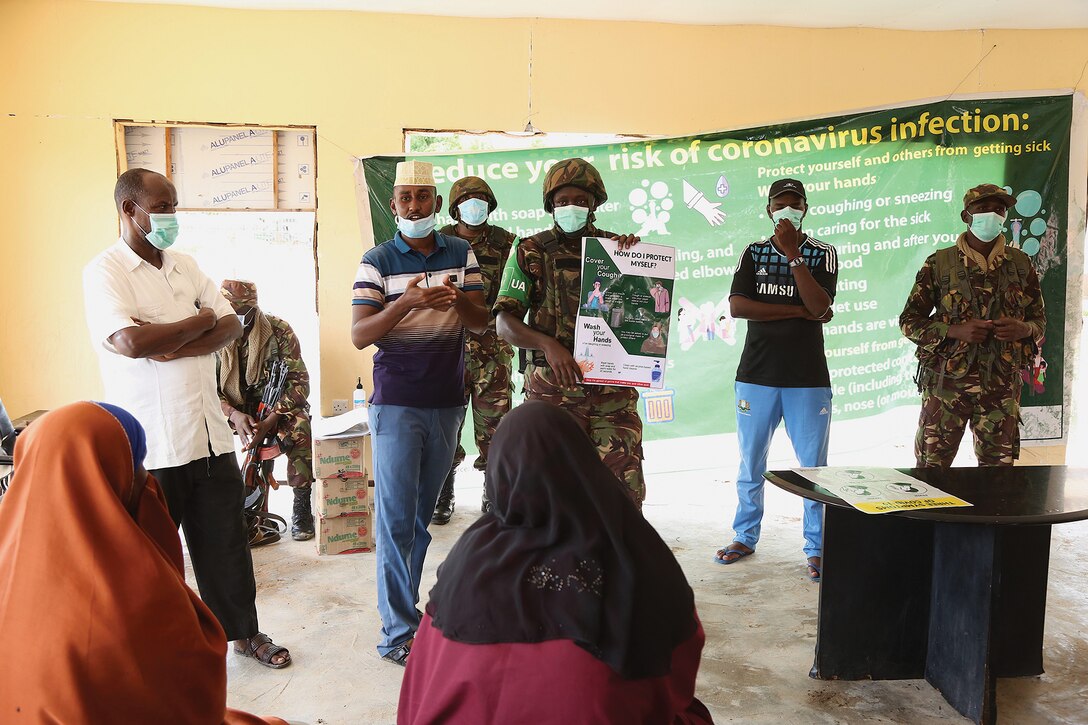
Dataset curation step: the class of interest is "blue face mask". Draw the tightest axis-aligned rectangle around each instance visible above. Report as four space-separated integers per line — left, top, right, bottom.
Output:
134 203 180 250
458 198 490 226
968 211 1005 243
554 205 590 234
397 213 437 239
771 205 805 231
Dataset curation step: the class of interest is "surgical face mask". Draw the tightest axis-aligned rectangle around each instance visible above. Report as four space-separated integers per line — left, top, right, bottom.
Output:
236 311 251 328
397 213 437 239
651 330 660 338
968 211 1005 243
458 198 490 226
771 205 805 231
134 203 179 250
554 204 590 234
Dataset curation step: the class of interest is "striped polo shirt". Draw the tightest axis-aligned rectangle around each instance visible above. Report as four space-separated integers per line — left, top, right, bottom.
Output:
353 231 484 407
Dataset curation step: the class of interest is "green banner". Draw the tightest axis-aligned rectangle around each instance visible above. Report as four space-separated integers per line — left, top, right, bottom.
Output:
361 94 1071 443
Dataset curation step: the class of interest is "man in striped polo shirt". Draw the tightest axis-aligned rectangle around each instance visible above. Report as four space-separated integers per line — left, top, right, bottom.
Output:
713 178 838 584
351 160 488 665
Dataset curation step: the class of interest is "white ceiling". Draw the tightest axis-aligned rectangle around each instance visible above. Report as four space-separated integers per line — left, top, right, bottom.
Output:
92 0 1088 31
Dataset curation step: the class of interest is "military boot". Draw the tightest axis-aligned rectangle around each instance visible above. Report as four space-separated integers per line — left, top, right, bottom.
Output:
291 485 315 541
432 467 456 525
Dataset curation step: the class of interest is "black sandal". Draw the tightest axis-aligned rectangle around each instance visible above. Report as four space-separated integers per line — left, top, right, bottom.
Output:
381 640 412 667
234 633 292 669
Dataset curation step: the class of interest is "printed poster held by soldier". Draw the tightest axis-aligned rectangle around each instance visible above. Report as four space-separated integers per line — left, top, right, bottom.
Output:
573 236 676 389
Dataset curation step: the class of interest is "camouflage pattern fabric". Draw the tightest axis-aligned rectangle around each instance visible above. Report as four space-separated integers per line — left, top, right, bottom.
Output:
915 369 1023 467
494 221 647 506
900 239 1045 468
525 364 645 505
447 176 498 215
900 241 1045 385
440 221 516 471
494 224 616 351
218 313 313 487
220 278 258 307
541 158 608 211
450 345 514 471
257 411 314 489
962 183 1017 208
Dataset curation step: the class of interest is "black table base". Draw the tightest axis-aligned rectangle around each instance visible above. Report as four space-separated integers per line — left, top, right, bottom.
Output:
813 505 1051 724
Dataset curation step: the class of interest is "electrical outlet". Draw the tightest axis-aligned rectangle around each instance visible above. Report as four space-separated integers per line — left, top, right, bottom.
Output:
332 399 351 415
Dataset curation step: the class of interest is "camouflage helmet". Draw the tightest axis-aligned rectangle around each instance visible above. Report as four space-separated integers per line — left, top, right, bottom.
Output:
542 158 608 212
963 183 1017 210
448 176 498 219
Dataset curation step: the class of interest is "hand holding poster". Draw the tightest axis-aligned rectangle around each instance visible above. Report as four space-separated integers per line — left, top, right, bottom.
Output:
574 237 676 388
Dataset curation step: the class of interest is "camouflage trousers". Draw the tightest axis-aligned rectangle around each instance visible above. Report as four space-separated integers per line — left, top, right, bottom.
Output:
915 369 1023 467
524 364 646 506
242 404 314 489
451 345 513 472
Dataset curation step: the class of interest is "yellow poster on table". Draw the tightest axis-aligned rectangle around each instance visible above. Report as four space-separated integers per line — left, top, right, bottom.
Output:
793 466 972 514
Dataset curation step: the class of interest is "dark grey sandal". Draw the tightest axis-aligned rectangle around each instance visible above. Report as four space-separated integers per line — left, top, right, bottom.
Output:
235 632 291 669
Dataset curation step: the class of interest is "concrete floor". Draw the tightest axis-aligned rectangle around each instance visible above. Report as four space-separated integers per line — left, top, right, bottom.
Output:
213 457 1088 725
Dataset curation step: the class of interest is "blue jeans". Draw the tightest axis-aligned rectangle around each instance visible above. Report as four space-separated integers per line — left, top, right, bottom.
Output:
731 382 831 558
369 404 465 655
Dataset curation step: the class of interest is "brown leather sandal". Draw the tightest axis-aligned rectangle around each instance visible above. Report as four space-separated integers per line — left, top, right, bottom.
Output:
234 633 291 669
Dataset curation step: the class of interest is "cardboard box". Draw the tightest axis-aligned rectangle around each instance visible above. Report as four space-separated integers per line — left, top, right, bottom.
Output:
313 435 372 479
318 476 373 518
318 513 374 555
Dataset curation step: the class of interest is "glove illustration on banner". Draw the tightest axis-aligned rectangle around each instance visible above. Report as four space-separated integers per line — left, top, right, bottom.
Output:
682 180 726 226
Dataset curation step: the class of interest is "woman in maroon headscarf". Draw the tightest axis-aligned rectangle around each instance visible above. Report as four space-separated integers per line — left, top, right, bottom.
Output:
399 401 713 724
0 402 286 724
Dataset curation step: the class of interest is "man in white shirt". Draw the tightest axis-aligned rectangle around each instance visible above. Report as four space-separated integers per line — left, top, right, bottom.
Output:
83 168 291 668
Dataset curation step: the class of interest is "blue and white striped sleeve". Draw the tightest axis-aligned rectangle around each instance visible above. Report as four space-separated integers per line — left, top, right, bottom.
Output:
352 256 386 309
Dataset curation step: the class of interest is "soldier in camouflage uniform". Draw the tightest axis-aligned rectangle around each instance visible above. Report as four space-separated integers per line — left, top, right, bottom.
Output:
493 159 647 506
900 184 1046 467
432 177 517 523
218 279 316 540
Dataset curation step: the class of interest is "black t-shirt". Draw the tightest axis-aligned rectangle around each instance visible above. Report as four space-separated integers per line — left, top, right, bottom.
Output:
729 236 839 388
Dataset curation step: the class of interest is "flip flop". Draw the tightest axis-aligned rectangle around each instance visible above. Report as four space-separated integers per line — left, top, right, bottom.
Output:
807 562 822 583
713 546 754 565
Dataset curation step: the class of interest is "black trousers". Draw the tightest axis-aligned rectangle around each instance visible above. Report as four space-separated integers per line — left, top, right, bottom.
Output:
150 452 259 641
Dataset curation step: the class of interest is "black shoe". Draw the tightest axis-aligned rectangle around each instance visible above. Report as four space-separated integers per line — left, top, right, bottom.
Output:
291 486 315 541
432 469 455 525
381 640 411 667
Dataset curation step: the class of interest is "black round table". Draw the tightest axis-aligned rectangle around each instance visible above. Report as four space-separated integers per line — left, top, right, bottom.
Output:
766 466 1088 725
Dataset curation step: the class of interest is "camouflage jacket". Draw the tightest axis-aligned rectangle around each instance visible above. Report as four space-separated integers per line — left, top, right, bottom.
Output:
440 222 516 351
899 243 1045 382
218 313 310 416
493 223 616 352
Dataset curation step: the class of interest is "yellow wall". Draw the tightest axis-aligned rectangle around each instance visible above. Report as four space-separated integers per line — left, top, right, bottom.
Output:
2 0 1087 424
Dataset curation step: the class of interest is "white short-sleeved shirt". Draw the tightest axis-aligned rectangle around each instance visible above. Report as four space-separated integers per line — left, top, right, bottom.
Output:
83 239 237 470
